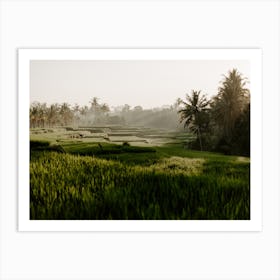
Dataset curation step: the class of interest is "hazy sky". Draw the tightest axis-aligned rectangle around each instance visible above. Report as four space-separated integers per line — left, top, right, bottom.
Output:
30 60 250 109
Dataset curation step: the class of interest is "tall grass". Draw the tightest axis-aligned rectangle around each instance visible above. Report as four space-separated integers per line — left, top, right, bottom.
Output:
30 151 250 220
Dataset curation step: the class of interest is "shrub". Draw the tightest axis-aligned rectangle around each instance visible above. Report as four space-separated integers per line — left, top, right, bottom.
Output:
30 140 50 149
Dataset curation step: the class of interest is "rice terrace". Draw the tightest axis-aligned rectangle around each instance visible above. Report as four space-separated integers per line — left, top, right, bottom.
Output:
29 59 250 220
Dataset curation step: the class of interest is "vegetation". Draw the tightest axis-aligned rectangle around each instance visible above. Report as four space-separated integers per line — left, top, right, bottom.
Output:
30 98 182 131
29 68 250 220
177 69 250 156
177 90 210 151
30 144 249 220
30 69 249 156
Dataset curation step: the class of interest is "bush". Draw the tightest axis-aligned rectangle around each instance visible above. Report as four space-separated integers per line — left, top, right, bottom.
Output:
46 145 65 153
30 140 50 149
30 140 66 153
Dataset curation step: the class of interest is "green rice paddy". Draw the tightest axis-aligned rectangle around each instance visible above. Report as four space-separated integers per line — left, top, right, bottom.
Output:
30 126 250 220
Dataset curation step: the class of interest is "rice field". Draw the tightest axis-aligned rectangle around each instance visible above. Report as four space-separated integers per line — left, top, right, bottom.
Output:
30 126 194 146
30 126 250 220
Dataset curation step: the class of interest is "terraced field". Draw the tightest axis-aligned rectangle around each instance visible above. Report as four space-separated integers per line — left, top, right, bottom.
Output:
30 125 195 146
30 125 250 220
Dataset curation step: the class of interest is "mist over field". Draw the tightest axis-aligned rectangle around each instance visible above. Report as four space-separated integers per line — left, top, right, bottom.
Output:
29 61 251 220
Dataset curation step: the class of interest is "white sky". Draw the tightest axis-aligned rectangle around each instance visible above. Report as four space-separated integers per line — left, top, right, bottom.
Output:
30 60 250 109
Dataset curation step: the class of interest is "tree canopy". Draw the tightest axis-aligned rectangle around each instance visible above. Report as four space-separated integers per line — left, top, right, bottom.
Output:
177 90 210 151
178 69 250 155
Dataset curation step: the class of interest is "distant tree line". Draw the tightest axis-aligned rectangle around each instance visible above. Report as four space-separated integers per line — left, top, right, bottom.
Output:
30 68 250 156
177 69 250 156
30 97 111 128
30 97 182 130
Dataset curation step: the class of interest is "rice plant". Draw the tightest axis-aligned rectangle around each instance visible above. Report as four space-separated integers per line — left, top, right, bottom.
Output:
30 149 250 220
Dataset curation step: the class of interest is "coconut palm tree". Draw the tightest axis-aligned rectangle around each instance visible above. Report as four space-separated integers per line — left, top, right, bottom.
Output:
90 97 99 112
212 69 249 143
59 103 73 126
34 102 47 128
100 103 110 114
30 102 40 128
47 103 60 127
178 90 209 151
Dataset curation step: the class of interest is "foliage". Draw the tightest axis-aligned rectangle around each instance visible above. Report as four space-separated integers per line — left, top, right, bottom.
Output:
30 140 50 149
29 67 251 220
30 140 66 153
231 103 250 156
30 102 74 128
178 69 250 156
211 69 249 144
30 149 250 220
62 142 156 156
29 98 182 131
122 141 130 147
177 90 210 151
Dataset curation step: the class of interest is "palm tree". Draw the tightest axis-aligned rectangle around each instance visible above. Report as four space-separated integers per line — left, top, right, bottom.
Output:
178 90 209 151
47 103 60 127
212 69 249 142
80 105 89 116
90 97 99 112
59 103 73 126
100 103 110 114
30 102 40 128
36 103 47 128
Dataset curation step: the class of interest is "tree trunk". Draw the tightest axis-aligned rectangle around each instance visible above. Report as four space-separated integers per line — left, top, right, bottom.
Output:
197 127 203 151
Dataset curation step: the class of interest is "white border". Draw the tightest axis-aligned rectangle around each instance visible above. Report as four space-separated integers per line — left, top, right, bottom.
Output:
18 48 262 232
